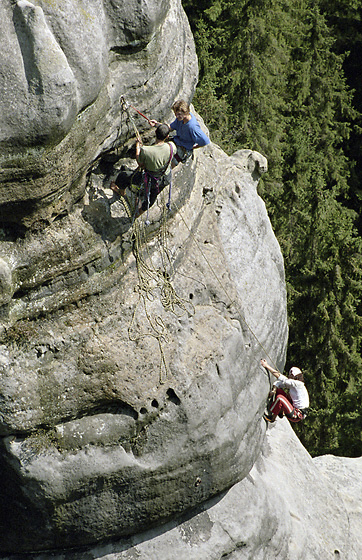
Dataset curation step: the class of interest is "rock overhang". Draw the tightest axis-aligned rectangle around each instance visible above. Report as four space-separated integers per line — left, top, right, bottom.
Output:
0 0 197 228
0 0 290 554
0 142 287 553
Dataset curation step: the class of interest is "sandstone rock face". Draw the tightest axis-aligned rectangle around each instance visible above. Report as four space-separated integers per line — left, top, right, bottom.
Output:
0 0 196 229
17 420 357 560
1 1 361 558
0 140 288 553
5 420 361 559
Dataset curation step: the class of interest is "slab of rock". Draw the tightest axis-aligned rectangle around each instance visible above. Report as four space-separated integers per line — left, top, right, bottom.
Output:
0 142 288 553
7 420 359 559
313 454 362 559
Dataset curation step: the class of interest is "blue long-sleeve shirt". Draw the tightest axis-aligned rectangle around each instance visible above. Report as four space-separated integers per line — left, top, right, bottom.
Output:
170 113 210 150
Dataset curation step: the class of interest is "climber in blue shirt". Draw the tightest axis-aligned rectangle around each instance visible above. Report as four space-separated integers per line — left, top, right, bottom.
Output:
150 99 210 166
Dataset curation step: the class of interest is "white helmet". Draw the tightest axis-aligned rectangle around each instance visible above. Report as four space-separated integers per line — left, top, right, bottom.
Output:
289 366 302 377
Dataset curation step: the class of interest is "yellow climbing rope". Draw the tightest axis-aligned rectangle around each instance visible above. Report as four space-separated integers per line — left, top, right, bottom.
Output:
117 95 278 383
115 100 196 383
121 193 193 384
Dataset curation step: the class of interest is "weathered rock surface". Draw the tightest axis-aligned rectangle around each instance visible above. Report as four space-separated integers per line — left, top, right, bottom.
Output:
12 420 359 560
0 0 196 229
0 1 361 558
0 141 288 553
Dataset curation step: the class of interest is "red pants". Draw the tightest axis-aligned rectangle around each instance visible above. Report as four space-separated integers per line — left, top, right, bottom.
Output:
270 389 305 423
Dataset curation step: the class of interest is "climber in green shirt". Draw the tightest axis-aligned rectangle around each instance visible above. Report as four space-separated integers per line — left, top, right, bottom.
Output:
111 123 175 220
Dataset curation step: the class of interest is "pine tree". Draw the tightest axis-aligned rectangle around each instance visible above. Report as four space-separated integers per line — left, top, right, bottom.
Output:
182 0 362 456
273 4 362 456
319 0 362 231
182 0 246 152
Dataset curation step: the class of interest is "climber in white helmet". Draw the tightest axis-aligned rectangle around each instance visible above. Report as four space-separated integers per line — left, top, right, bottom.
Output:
261 358 310 423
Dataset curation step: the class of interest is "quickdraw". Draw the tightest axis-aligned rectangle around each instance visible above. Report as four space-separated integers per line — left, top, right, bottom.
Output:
120 96 142 142
120 96 152 124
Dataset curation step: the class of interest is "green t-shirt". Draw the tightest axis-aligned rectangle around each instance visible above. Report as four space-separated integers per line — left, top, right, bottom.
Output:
138 142 175 176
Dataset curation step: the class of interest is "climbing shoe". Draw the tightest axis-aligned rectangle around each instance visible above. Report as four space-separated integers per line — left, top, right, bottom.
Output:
263 412 276 423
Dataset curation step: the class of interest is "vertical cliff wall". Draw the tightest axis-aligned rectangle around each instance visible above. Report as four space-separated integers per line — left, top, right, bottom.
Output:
0 139 288 553
0 1 361 559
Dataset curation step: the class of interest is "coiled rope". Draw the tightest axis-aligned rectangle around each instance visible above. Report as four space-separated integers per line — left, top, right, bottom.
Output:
116 97 276 387
121 193 194 384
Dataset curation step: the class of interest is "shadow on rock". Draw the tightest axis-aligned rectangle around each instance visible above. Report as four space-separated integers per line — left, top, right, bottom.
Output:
82 165 144 242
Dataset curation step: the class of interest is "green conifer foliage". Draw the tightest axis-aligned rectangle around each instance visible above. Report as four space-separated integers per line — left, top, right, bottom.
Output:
319 0 362 230
182 0 362 456
266 5 362 456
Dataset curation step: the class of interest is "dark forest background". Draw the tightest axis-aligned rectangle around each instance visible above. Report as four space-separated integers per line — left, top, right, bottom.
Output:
181 0 362 457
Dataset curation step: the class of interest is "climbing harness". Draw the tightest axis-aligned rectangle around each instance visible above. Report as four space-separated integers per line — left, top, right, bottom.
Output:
119 95 174 223
174 145 193 164
143 143 174 224
286 408 309 422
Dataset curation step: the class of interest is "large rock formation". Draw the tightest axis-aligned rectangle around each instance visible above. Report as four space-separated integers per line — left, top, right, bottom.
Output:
0 137 288 553
11 420 360 560
0 0 196 231
0 1 361 559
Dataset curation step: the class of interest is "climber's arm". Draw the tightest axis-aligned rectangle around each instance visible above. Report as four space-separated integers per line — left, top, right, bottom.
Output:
260 359 281 379
135 139 145 168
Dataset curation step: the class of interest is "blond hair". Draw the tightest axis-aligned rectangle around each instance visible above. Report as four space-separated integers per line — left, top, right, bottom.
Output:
172 99 190 114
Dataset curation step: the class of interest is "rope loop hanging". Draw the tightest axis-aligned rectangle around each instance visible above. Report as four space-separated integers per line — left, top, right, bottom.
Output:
116 96 279 383
121 191 194 385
